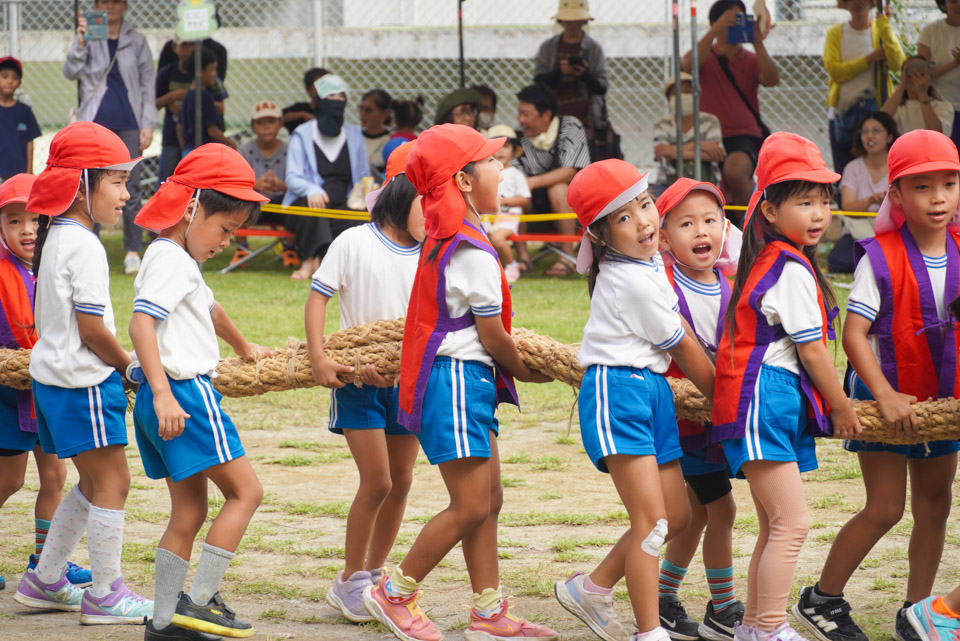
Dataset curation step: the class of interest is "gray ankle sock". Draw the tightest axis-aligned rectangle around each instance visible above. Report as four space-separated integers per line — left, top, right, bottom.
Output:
187 543 235 605
153 548 189 628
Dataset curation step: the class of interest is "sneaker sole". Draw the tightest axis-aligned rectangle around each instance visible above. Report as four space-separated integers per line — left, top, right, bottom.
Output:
326 588 375 623
80 612 149 625
13 591 81 612
791 603 845 641
663 626 700 641
69 580 93 589
171 613 254 638
905 607 932 641
361 586 442 641
700 621 736 641
553 580 621 641
463 630 558 641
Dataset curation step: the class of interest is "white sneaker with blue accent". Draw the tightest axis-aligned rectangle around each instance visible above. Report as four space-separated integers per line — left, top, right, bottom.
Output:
555 571 630 641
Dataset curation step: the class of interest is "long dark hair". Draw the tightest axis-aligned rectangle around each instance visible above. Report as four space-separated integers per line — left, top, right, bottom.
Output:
33 169 105 274
425 162 475 263
371 174 418 233
724 180 838 343
585 217 614 298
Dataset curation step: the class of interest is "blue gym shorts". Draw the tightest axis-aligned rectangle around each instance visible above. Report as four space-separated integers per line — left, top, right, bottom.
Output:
578 365 683 473
34 372 128 458
329 384 409 435
0 385 38 453
134 374 245 482
416 356 499 465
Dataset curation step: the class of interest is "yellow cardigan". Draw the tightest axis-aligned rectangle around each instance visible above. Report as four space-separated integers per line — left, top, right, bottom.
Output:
823 16 906 108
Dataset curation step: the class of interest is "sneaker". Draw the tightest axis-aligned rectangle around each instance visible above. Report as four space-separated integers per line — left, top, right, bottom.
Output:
327 570 375 622
145 620 223 641
362 575 443 641
659 594 701 641
0 574 5 590
895 606 922 641
554 572 630 641
763 623 812 641
792 586 868 641
906 596 960 641
124 254 142 275
27 553 92 588
281 249 300 268
80 575 153 625
370 567 385 583
229 247 250 268
171 592 252 638
464 598 559 640
701 601 746 641
630 628 672 641
13 568 83 611
736 624 762 641
504 262 521 284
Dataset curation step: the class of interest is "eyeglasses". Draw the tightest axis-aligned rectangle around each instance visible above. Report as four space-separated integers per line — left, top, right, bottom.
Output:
451 105 477 117
858 127 887 136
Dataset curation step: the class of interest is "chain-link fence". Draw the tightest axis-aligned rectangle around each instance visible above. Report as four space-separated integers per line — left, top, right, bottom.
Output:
0 0 946 190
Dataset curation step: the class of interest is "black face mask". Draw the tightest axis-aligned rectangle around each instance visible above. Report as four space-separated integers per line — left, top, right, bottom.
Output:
315 99 346 137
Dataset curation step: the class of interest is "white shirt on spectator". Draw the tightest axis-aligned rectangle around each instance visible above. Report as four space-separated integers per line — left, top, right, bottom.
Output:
837 22 875 110
436 244 503 367
485 166 532 235
919 20 960 111
839 156 883 240
759 261 824 374
893 99 955 135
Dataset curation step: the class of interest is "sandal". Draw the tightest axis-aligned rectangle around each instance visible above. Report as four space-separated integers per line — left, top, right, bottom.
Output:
516 258 534 274
544 259 575 277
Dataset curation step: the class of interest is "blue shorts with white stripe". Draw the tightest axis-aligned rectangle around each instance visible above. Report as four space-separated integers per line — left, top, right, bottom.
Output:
416 356 499 465
134 374 245 482
34 372 128 458
328 384 409 435
578 364 682 473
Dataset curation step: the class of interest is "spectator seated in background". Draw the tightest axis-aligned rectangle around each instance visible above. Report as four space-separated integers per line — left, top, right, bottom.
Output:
179 47 235 154
434 87 482 128
483 125 531 284
881 55 954 135
515 82 590 277
917 0 960 149
0 57 40 179
473 84 498 131
359 88 392 180
651 72 725 193
382 96 423 162
827 111 898 273
282 67 328 135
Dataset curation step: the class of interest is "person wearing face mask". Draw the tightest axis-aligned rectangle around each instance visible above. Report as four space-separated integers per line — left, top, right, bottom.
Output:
652 74 725 195
284 73 372 280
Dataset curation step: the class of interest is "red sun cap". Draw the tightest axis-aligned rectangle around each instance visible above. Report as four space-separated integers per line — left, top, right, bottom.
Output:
27 122 143 217
875 129 960 234
655 177 725 222
745 132 840 223
365 139 416 213
567 159 648 273
404 124 505 239
136 144 269 232
0 174 38 211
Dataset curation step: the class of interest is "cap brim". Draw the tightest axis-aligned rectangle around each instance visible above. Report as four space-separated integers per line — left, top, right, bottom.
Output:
658 181 724 224
891 159 960 183
470 137 506 162
26 166 83 216
216 185 269 204
101 156 144 172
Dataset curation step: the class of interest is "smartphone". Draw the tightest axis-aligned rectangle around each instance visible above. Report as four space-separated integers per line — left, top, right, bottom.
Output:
83 10 108 41
568 55 585 67
727 13 755 44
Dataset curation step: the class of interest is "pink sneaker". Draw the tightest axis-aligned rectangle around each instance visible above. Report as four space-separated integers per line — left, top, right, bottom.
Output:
464 599 559 640
362 575 443 641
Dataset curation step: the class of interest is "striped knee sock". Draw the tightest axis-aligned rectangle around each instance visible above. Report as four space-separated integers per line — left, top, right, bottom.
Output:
658 560 688 597
706 566 736 612
35 518 51 556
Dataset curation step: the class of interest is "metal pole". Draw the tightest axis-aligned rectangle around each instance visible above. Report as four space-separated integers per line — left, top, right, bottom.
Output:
9 2 20 60
672 0 683 180
458 0 465 87
877 0 887 102
194 42 202 151
312 0 324 67
690 0 701 181
75 0 80 107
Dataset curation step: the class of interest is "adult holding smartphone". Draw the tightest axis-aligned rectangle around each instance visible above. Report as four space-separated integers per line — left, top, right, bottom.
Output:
63 0 156 275
917 0 960 149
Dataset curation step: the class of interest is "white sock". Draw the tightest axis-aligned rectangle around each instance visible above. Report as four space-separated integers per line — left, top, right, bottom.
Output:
35 485 91 584
187 543 235 605
153 548 189 628
87 505 125 598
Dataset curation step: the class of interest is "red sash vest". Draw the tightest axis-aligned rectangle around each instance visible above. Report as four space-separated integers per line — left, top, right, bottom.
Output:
398 220 518 433
0 254 37 433
713 240 836 441
854 227 960 401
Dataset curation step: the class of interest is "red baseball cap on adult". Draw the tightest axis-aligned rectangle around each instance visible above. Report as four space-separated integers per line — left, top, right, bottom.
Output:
365 139 416 213
567 159 648 273
744 132 840 223
404 124 505 239
27 122 142 217
0 174 38 211
136 144 268 232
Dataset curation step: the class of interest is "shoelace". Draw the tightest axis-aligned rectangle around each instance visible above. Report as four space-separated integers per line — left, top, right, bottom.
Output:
663 598 692 621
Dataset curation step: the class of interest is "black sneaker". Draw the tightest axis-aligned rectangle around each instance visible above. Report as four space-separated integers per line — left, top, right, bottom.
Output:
171 592 253 639
700 600 745 641
792 586 868 641
895 606 922 641
145 620 222 641
660 593 702 641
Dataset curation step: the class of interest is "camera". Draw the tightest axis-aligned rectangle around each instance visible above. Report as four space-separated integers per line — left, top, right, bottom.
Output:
568 55 585 67
727 14 755 44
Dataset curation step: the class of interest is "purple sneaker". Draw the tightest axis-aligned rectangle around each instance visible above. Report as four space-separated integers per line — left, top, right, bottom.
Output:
80 575 153 625
14 568 84 611
326 570 375 622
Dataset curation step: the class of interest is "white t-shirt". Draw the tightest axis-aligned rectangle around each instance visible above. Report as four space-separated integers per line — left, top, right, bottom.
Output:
839 157 883 240
919 19 960 109
30 218 117 388
132 239 219 380
311 222 420 329
673 267 724 354
758 261 824 374
485 166 532 234
837 22 876 110
579 256 685 373
436 244 503 367
894 99 955 136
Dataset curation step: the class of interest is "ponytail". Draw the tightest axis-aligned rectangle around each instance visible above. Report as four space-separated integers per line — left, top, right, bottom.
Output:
31 215 51 276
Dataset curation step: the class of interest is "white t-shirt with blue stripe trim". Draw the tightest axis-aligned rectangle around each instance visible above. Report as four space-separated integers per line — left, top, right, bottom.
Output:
759 260 824 375
579 256 685 373
311 223 421 329
673 267 723 354
436 243 503 367
131 239 219 380
30 218 117 388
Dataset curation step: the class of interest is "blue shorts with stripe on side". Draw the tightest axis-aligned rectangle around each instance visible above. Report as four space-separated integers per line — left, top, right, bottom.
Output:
133 374 244 482
417 356 499 465
721 364 818 478
578 365 683 473
0 385 38 453
843 376 960 459
34 372 128 458
329 384 409 435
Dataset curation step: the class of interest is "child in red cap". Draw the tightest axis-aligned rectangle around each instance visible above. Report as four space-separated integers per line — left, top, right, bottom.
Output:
128 143 270 640
0 174 92 594
363 124 556 641
713 132 857 641
652 178 745 641
16 121 152 624
554 160 716 641
795 129 960 641
305 140 425 623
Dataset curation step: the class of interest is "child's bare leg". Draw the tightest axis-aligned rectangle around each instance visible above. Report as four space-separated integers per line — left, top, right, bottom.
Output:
491 229 515 266
817 452 907 595
743 480 769 626
74 445 131 510
364 433 419 571
702 491 737 570
664 484 708 570
459 432 502 594
202 456 263 552
905 454 956 603
33 447 67 520
0 451 28 506
342 429 393 576
158 474 209 560
944 585 960 612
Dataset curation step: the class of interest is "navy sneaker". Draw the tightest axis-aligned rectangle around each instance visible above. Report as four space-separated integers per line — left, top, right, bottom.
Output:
172 592 253 638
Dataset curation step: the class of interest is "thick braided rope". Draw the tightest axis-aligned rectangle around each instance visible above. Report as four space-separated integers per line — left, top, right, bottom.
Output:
1 318 957 444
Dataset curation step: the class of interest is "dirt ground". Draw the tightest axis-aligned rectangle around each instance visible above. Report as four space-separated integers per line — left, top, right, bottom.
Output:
1 388 959 641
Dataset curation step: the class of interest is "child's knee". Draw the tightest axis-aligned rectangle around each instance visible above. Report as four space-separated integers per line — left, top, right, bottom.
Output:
0 470 25 502
359 475 394 506
172 503 209 536
912 486 953 522
246 478 264 509
38 460 67 490
489 483 504 517
863 500 905 530
388 468 413 499
707 493 737 529
451 498 491 532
